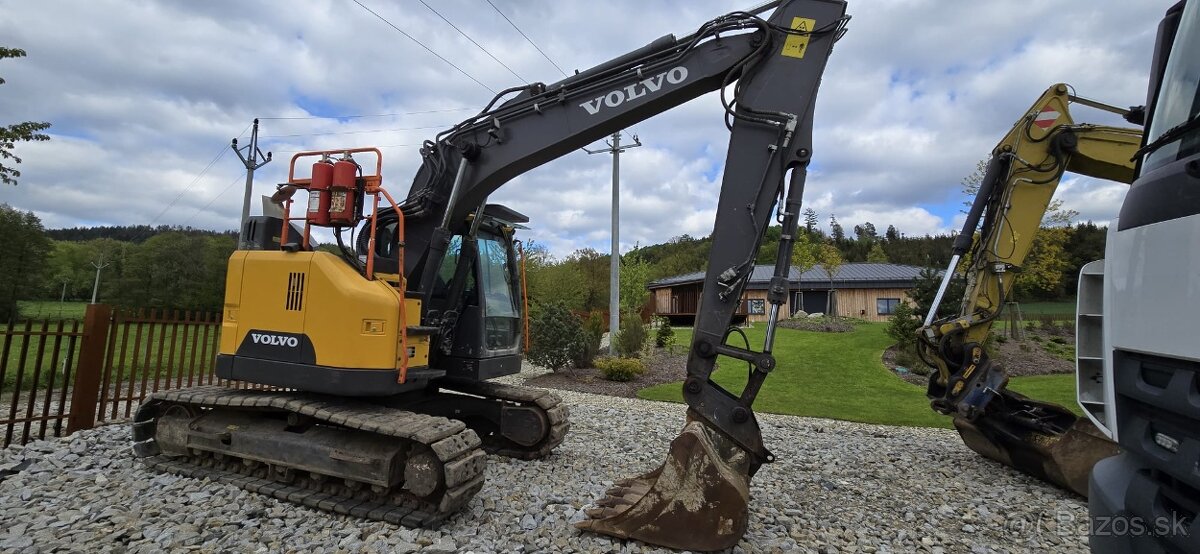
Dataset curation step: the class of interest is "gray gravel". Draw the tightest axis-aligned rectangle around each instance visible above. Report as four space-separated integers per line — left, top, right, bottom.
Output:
0 364 1089 553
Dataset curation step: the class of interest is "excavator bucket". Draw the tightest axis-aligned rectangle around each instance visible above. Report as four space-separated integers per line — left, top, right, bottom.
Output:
575 418 754 551
953 390 1118 496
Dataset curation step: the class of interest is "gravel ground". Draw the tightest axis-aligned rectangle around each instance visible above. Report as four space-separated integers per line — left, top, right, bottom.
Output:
0 364 1089 553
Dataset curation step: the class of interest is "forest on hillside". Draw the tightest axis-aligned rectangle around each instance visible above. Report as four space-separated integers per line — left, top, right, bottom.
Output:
2 203 1105 321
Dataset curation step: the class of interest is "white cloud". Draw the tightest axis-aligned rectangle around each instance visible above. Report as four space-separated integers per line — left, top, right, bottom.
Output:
0 0 1173 257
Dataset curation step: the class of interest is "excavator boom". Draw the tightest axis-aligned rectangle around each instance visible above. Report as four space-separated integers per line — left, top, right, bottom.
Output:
921 84 1143 496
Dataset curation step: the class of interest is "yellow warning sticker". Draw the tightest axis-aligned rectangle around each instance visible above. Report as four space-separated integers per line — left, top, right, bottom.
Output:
781 17 815 58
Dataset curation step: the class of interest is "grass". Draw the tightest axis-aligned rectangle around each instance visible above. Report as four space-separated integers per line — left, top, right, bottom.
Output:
16 301 90 321
638 323 1082 428
639 323 952 428
2 319 221 392
1007 374 1082 416
1015 299 1075 317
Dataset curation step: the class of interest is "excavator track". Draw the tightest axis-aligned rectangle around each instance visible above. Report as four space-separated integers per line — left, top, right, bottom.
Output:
429 378 570 460
130 386 486 527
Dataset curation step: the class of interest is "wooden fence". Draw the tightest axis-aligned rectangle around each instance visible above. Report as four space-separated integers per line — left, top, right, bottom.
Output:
0 304 240 448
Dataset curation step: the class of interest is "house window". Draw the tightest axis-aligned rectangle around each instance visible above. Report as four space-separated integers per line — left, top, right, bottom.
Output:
877 298 901 315
747 299 766 315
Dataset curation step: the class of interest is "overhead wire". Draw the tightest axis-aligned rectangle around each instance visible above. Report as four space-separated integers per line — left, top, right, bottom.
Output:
350 0 496 94
144 122 252 229
417 0 528 83
258 107 472 121
181 174 245 228
483 0 568 78
259 124 452 139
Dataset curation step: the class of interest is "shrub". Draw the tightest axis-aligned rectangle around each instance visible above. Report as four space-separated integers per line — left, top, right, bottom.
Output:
595 356 646 382
527 303 585 371
574 311 605 368
616 312 648 357
778 317 855 333
654 316 674 348
885 301 920 349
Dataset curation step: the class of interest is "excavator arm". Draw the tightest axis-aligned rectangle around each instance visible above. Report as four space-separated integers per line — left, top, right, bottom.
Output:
356 1 848 549
920 83 1143 496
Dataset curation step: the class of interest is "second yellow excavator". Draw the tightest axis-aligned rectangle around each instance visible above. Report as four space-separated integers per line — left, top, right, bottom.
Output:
919 83 1143 496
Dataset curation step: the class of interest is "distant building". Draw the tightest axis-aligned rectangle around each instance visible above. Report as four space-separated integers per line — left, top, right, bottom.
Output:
647 262 928 324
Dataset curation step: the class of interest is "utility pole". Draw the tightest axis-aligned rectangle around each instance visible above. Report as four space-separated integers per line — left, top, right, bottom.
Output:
232 118 272 249
90 256 110 304
585 131 642 355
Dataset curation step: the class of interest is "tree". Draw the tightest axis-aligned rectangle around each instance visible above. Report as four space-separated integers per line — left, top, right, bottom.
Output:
0 204 51 321
884 224 900 242
566 248 610 312
1 48 51 186
853 222 877 243
1013 226 1071 300
828 214 845 242
802 208 819 233
790 231 818 275
618 251 652 315
817 243 843 315
866 242 889 263
909 266 965 320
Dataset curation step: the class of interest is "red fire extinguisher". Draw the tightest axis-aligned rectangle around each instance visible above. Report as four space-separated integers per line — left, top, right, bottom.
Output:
307 155 334 226
328 153 358 226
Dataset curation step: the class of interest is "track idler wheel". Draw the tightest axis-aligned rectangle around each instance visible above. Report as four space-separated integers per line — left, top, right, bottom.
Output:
575 419 753 551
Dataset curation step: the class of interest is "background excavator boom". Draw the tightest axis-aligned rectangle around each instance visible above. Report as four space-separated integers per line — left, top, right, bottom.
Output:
920 83 1143 496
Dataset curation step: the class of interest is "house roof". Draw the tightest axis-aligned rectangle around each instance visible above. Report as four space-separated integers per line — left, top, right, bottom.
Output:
647 262 931 290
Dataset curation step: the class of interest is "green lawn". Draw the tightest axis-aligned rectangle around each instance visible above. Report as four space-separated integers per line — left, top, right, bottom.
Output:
1016 299 1075 318
2 319 221 392
16 301 90 321
640 324 951 428
1007 374 1082 416
639 323 1081 428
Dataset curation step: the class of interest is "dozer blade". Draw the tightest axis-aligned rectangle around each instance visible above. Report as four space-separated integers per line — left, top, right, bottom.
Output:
954 389 1118 496
576 418 754 551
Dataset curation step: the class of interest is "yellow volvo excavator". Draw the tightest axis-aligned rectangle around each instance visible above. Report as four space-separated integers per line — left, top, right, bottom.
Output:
919 83 1143 496
132 1 851 550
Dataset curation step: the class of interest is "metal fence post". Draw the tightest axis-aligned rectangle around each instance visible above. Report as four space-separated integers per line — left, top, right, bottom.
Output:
67 303 112 434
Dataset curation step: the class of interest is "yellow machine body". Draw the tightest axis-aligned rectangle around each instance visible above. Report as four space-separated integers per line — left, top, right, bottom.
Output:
216 251 430 393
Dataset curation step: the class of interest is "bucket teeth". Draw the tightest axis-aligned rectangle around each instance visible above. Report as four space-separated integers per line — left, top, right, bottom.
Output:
576 419 755 552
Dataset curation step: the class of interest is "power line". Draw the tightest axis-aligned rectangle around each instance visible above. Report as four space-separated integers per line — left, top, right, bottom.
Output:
258 107 473 121
182 174 244 228
350 0 496 94
145 123 251 228
417 0 527 83
259 124 450 139
272 144 418 154
484 0 568 77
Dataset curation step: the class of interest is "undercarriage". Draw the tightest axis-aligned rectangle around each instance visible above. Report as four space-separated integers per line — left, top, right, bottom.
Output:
131 381 568 526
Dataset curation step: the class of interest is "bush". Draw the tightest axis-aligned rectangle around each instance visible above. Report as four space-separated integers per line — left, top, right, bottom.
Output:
595 356 646 382
885 301 920 349
574 311 605 368
615 312 647 357
527 303 585 371
778 317 855 333
653 316 674 348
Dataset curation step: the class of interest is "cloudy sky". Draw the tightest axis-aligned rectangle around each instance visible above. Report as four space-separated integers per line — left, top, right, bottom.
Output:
0 0 1171 257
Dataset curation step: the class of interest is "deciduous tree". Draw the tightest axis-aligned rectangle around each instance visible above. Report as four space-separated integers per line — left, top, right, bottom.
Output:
1 47 51 186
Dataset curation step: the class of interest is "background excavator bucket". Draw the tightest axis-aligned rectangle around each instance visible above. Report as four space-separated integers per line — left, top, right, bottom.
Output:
576 419 755 551
953 391 1118 496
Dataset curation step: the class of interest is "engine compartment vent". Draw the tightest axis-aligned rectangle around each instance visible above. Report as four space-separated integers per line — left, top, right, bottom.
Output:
286 272 305 311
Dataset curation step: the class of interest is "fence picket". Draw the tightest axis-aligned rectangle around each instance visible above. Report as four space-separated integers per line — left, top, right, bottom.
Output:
38 320 66 440
2 304 229 447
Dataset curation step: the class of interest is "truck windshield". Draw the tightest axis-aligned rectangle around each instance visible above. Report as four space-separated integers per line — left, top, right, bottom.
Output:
1144 1 1200 171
